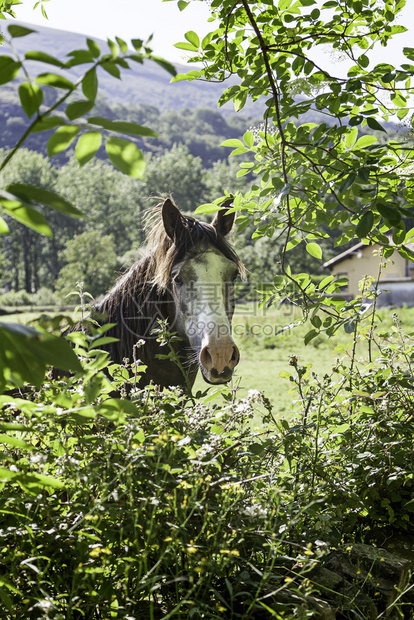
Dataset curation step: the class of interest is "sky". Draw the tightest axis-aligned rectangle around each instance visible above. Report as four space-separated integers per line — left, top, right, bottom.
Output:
11 0 213 64
9 0 414 71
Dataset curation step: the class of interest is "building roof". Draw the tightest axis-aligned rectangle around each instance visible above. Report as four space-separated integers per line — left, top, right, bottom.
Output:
323 239 414 270
323 241 366 269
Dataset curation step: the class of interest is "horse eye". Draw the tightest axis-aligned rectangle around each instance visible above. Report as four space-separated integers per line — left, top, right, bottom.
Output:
174 274 184 286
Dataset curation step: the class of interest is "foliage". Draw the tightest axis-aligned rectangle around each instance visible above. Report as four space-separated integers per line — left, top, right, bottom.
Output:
54 231 120 299
142 144 206 211
0 20 261 115
0 19 174 236
0 286 59 308
171 0 414 336
278 312 414 541
0 312 413 617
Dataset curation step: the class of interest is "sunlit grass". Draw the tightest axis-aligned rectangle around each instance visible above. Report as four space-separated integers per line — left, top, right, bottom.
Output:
196 302 414 415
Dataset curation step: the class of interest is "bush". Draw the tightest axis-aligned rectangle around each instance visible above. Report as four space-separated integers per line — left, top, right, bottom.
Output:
0 289 33 307
1 316 413 618
32 287 61 307
0 287 61 309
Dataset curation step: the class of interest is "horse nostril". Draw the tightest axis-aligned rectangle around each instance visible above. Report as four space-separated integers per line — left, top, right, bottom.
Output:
200 346 213 371
230 345 240 367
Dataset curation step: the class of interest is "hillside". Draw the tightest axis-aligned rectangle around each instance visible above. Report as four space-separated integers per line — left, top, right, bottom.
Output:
0 21 257 113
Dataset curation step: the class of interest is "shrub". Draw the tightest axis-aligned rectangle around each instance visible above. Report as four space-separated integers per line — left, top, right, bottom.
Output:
0 289 33 307
0 316 413 618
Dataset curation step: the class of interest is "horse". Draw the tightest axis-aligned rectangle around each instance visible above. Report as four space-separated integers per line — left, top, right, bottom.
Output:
94 198 246 389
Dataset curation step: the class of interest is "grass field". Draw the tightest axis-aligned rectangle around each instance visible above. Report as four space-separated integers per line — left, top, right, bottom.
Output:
3 303 414 417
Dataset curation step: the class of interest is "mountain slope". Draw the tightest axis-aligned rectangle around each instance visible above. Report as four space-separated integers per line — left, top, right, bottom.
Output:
0 21 256 113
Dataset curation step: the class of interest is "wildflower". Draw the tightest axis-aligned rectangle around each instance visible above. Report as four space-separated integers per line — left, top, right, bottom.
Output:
219 549 240 556
179 480 193 489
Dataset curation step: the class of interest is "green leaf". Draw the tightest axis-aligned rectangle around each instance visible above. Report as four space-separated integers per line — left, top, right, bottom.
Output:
25 50 65 68
221 139 245 148
355 211 374 238
151 56 177 77
6 184 84 218
366 117 386 132
87 38 100 57
65 99 95 121
88 117 157 137
65 49 95 66
115 36 128 54
0 217 10 234
18 82 43 118
376 202 401 225
174 41 198 52
0 322 82 389
243 131 254 147
105 137 146 178
344 127 358 149
304 329 319 345
194 203 220 215
32 116 66 133
35 72 74 90
0 434 34 450
403 47 414 61
305 242 322 259
0 56 21 85
310 315 322 328
47 125 81 156
349 115 363 126
339 172 356 193
82 68 98 101
75 131 102 166
0 193 52 237
29 472 65 489
357 167 371 183
101 60 121 79
8 25 36 37
185 30 200 48
354 135 377 149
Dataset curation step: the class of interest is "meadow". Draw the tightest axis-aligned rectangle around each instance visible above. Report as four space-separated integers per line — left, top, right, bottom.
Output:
194 301 414 414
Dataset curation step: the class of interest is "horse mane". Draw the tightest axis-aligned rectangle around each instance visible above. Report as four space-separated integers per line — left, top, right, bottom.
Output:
94 202 246 365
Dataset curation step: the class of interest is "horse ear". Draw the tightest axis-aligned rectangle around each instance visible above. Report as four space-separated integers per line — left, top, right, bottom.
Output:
162 198 185 241
212 199 235 237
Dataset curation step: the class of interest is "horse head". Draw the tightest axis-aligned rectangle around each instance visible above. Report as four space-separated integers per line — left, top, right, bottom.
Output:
161 198 242 385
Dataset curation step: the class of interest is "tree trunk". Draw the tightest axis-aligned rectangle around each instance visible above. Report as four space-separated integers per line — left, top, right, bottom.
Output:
22 234 31 293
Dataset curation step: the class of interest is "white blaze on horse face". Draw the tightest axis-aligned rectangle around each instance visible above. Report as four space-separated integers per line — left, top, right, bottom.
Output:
172 250 240 384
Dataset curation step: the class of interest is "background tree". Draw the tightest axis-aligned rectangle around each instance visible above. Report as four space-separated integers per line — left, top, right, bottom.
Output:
54 230 120 298
141 144 207 211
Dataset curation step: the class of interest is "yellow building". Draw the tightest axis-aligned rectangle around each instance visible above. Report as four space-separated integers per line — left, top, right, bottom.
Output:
323 242 414 306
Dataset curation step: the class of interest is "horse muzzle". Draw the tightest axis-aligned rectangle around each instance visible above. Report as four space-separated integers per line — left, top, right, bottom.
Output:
199 342 240 384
